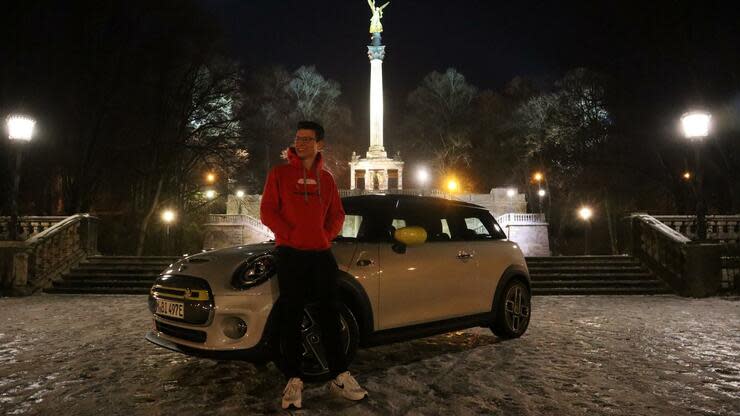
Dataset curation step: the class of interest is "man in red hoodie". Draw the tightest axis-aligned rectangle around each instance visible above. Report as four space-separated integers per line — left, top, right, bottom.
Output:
260 121 368 410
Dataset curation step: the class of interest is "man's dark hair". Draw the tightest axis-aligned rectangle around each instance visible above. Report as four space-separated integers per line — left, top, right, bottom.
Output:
297 120 325 141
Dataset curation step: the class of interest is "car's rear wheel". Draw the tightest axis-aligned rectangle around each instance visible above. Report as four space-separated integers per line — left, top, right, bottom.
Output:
490 279 531 338
275 303 359 382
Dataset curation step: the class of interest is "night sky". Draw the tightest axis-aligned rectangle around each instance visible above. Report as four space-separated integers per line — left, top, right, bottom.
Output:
203 0 740 137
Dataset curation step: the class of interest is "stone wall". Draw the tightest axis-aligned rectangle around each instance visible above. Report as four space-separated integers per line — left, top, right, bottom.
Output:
506 223 551 257
453 188 528 218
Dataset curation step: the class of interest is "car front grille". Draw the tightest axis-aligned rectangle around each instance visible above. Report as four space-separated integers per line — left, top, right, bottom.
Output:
148 275 214 325
156 321 207 343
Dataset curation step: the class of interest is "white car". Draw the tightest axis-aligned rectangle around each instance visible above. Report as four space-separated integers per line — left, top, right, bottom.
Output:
146 195 531 379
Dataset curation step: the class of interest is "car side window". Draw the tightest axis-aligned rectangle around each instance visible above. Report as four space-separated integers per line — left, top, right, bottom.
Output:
338 214 363 239
448 207 507 240
393 202 450 242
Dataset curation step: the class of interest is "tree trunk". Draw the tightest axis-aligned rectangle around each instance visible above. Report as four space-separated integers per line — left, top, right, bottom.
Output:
136 177 163 256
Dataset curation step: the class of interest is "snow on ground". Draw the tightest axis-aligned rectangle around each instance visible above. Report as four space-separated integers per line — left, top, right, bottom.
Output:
0 294 738 416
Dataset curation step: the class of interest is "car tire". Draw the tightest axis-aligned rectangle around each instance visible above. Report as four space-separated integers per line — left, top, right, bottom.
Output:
490 278 531 339
274 302 360 382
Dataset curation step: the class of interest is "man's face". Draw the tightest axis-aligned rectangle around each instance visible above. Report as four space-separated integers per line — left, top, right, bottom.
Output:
294 128 323 161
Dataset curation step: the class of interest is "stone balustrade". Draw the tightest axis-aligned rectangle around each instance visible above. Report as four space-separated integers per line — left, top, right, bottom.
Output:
623 213 736 296
1 214 98 296
0 216 68 241
339 188 445 198
203 214 274 250
652 215 740 241
496 213 547 227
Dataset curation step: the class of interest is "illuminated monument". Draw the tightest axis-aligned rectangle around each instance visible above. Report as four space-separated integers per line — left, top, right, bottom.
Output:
349 0 404 191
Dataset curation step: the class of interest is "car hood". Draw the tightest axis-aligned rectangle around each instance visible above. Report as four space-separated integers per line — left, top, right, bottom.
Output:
160 242 275 295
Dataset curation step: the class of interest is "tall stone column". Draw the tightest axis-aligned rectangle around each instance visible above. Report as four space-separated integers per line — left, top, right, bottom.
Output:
367 33 386 158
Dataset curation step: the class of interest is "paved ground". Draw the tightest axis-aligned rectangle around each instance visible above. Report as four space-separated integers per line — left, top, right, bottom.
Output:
1 294 738 416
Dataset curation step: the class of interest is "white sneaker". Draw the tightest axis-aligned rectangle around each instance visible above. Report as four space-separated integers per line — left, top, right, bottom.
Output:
329 371 368 401
281 377 303 410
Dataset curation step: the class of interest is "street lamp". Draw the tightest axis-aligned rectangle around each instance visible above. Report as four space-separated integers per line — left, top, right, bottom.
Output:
205 189 217 200
537 189 546 213
578 206 593 255
682 171 691 181
416 167 429 194
681 110 711 240
235 190 245 198
161 209 176 254
6 115 36 240
205 172 216 184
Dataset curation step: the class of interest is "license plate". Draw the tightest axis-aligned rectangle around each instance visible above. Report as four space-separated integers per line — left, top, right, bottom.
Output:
156 298 184 319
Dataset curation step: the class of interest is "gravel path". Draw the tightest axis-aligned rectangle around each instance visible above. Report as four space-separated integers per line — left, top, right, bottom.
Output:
1 294 738 415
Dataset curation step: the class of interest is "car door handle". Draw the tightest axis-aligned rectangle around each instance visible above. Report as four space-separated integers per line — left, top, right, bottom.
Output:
457 251 474 260
356 259 375 267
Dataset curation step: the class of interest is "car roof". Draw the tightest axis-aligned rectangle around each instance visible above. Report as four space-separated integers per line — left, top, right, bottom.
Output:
341 194 486 210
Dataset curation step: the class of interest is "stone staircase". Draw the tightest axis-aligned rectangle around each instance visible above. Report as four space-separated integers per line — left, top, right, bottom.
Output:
44 254 672 296
526 255 672 295
44 256 179 295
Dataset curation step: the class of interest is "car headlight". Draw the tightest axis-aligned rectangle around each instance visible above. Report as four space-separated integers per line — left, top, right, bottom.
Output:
231 253 277 290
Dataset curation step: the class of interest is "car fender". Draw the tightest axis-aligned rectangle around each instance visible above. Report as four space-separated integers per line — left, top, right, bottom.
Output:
336 270 374 346
491 264 531 322
259 270 374 348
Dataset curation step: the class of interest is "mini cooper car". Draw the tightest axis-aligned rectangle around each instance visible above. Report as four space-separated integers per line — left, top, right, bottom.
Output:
146 194 531 379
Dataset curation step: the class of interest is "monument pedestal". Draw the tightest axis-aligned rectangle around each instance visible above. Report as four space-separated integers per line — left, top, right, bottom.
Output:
349 151 404 191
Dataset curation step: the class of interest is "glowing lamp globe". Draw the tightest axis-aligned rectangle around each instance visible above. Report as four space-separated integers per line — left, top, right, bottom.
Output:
578 206 593 221
416 168 429 184
161 210 176 224
7 115 36 141
681 111 711 139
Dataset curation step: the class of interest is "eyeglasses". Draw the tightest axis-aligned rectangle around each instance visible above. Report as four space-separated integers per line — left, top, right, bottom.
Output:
295 136 317 144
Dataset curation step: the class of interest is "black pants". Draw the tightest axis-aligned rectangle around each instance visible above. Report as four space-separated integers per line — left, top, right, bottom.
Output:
276 246 348 379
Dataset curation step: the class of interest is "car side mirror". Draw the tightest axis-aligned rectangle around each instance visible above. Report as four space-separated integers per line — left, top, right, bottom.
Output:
393 226 427 248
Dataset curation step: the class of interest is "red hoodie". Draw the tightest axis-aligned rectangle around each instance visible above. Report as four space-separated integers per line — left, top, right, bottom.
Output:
260 148 345 250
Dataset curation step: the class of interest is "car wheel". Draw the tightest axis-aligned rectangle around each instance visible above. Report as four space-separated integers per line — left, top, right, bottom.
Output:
491 279 531 338
275 303 360 382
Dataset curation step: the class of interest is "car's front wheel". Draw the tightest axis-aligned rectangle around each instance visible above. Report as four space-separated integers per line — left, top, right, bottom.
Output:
490 279 531 338
275 303 360 382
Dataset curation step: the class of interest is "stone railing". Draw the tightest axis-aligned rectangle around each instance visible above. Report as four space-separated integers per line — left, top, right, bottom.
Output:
1 214 98 296
339 188 445 198
623 213 732 296
652 215 740 241
206 213 274 241
0 216 68 241
496 213 547 227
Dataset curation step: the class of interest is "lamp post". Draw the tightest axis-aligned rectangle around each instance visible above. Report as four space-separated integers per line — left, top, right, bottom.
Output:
537 189 546 214
161 209 176 254
532 172 544 214
6 115 36 241
681 111 711 240
446 178 458 199
578 206 593 255
416 167 429 195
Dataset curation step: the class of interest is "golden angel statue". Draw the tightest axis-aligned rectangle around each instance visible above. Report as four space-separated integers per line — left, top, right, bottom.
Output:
368 0 390 33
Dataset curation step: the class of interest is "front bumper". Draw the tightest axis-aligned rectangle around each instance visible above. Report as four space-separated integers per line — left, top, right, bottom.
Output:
145 330 271 362
147 274 279 354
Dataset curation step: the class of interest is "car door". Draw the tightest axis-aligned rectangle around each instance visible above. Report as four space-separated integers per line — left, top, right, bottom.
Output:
446 206 511 313
377 200 481 330
336 200 386 331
